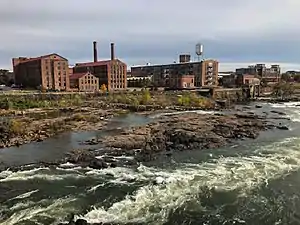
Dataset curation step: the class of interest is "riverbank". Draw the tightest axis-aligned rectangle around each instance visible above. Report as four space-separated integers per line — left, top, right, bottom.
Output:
0 91 219 149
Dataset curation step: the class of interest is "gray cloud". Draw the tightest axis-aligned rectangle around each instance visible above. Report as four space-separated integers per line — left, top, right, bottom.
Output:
1 0 300 71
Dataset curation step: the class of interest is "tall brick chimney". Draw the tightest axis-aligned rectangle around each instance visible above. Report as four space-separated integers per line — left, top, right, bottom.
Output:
93 41 98 62
110 43 115 61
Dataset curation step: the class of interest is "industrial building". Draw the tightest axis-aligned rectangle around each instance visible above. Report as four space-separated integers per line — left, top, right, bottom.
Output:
69 71 99 92
73 42 127 91
12 53 69 91
236 64 281 83
131 54 219 89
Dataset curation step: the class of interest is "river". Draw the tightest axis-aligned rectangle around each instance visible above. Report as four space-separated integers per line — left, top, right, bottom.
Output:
1 102 300 225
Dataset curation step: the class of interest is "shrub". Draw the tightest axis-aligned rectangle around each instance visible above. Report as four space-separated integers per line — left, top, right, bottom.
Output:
9 119 24 135
140 89 151 105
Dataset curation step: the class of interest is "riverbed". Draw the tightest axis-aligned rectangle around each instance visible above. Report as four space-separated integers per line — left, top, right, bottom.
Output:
1 102 300 225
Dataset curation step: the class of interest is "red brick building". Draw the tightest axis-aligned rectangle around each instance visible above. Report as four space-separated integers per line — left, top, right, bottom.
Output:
237 74 260 86
131 56 218 88
12 53 69 91
73 42 127 91
168 75 194 89
69 72 99 92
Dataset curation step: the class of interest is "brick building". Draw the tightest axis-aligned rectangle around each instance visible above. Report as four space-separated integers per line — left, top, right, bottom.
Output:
131 56 218 88
69 71 99 92
236 64 280 84
73 42 127 91
236 74 260 86
168 75 194 89
12 53 69 90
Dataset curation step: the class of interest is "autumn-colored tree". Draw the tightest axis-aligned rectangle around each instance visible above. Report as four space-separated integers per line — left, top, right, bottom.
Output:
100 84 107 93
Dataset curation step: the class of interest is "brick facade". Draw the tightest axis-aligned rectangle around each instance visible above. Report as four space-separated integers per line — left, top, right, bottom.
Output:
70 72 99 92
12 53 69 91
131 59 218 88
73 59 127 91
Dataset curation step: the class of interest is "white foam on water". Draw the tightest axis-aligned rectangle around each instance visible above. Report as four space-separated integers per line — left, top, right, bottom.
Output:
9 189 39 201
59 162 76 168
79 137 300 225
0 167 84 182
0 167 49 179
268 101 300 108
0 197 77 225
265 101 300 122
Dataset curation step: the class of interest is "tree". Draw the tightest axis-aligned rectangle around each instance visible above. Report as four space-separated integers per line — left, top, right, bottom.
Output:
281 73 291 82
272 82 295 99
100 84 107 93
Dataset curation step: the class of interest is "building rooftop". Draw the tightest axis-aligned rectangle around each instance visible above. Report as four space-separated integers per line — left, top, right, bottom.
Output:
14 53 67 64
75 59 125 67
131 59 217 68
69 72 90 80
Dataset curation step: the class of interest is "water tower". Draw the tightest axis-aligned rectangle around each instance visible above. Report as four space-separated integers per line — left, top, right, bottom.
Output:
195 43 204 61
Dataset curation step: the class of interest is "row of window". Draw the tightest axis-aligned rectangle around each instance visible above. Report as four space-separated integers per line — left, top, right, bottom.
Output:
81 79 98 85
111 84 125 89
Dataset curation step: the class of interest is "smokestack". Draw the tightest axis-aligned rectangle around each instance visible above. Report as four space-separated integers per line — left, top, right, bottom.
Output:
110 43 115 61
93 41 98 62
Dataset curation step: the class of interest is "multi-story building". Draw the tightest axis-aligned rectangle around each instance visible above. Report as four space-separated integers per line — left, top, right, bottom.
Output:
73 42 127 91
12 53 69 90
69 71 99 92
168 74 195 89
236 64 280 83
131 55 218 88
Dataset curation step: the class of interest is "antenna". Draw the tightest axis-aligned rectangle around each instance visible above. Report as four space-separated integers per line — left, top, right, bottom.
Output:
195 43 204 61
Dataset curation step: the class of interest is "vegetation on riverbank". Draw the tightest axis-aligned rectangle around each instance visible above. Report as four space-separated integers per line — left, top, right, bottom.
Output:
0 94 83 110
105 90 215 109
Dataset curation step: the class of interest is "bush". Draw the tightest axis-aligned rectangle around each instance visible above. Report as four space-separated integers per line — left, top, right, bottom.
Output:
9 119 24 135
140 89 151 105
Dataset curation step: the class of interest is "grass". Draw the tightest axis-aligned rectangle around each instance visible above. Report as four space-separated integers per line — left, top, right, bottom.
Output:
0 94 84 110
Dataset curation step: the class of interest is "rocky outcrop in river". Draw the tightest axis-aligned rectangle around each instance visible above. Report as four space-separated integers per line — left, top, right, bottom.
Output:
96 112 271 161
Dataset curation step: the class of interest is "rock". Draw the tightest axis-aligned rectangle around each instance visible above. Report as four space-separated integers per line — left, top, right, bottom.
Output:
75 219 88 225
270 110 286 116
276 125 289 130
99 112 268 162
255 105 262 108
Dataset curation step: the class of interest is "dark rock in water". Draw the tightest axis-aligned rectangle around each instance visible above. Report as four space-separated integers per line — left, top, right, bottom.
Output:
276 125 289 130
270 110 286 116
75 219 88 225
100 113 268 162
255 105 262 108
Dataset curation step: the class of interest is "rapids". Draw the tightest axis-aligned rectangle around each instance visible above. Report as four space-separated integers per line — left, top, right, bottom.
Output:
1 102 300 225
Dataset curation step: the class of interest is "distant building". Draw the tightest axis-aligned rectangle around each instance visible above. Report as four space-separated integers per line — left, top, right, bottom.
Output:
236 74 260 86
12 53 69 90
127 76 153 88
169 74 195 89
131 55 219 88
69 71 99 92
73 42 127 91
222 74 237 88
236 64 280 84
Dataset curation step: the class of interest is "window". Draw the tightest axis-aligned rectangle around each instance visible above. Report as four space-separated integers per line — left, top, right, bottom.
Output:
58 72 61 75
58 66 61 70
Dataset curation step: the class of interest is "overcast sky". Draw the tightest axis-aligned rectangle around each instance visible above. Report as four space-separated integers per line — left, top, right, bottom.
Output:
1 0 300 71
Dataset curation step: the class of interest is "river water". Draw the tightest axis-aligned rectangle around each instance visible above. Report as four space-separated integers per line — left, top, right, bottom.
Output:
1 102 300 225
